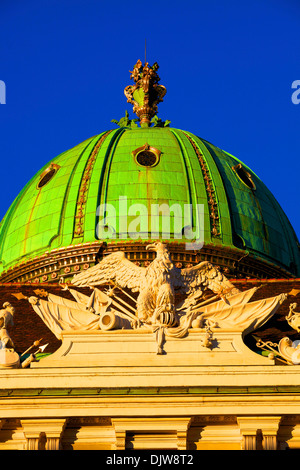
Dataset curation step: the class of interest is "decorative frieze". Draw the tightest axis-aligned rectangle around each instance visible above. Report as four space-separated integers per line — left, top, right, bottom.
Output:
0 240 291 284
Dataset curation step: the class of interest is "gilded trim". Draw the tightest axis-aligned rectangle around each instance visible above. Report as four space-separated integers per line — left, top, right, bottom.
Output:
182 132 221 239
73 130 113 239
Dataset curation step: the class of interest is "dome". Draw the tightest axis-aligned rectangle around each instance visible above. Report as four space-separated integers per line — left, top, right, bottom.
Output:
0 124 299 283
0 58 299 283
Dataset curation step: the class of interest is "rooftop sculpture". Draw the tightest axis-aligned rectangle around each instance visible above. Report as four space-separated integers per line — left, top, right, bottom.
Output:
19 243 287 360
124 60 167 127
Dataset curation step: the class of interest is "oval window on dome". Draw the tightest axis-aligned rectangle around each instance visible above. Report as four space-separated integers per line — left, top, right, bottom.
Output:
132 143 161 168
136 150 158 167
232 164 256 190
37 164 60 189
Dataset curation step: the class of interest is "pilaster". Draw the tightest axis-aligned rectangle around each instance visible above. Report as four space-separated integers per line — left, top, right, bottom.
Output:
237 416 281 450
21 418 66 450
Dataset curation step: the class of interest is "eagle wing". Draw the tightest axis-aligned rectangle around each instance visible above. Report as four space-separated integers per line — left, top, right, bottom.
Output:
172 261 240 296
71 251 146 291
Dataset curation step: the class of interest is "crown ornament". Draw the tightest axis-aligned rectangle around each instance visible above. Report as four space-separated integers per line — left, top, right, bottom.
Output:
124 60 167 127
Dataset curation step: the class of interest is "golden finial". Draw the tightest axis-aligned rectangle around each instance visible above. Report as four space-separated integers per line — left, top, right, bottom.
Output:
124 60 167 128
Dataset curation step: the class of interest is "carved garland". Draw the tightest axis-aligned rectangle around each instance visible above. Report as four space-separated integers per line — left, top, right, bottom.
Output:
73 130 113 238
182 132 221 238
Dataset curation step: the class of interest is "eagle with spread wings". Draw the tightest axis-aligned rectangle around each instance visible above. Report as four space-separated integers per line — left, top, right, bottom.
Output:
72 242 240 324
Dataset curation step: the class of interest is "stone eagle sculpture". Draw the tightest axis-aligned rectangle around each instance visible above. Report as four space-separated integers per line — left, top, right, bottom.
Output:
72 242 240 326
19 241 287 358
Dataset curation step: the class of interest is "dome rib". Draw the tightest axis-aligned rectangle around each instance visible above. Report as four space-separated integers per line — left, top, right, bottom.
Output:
45 134 104 251
72 129 115 241
181 130 234 247
96 128 127 234
168 129 198 232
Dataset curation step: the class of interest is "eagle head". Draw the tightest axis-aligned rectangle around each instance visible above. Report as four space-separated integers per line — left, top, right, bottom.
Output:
146 242 168 254
146 242 173 272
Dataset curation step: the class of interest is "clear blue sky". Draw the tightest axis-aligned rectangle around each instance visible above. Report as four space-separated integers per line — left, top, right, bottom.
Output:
0 0 300 239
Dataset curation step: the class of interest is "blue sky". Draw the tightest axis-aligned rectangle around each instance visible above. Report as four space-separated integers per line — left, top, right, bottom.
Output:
0 0 300 239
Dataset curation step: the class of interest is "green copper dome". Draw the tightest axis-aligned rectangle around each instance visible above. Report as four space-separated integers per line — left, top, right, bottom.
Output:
0 125 299 282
